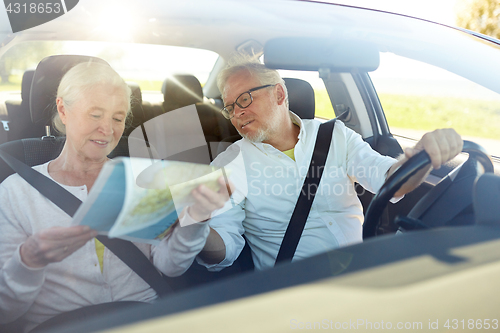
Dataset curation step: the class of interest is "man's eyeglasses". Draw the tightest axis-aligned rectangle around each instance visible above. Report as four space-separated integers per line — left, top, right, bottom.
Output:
221 84 276 120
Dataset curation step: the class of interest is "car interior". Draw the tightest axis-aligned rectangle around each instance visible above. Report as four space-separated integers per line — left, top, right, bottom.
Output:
1 1 500 331
0 45 498 331
0 43 495 290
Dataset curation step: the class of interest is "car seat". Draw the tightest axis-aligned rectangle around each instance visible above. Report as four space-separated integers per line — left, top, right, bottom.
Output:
162 74 204 113
284 77 315 119
4 69 37 141
123 81 147 137
141 74 235 162
165 74 235 139
473 173 500 225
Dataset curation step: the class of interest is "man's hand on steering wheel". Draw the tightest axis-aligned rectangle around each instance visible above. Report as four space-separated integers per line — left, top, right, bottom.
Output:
388 128 463 198
363 137 493 239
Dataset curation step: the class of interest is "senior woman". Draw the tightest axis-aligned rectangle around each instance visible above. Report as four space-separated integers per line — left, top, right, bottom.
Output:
0 62 228 332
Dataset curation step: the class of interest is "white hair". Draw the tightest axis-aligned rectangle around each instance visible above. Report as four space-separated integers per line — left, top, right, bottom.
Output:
53 62 131 134
217 53 288 108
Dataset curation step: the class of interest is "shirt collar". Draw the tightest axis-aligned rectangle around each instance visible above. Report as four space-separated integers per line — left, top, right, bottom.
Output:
289 111 306 143
246 110 306 153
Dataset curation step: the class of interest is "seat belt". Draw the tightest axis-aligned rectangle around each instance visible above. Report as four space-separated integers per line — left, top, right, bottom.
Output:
0 149 172 297
275 119 336 264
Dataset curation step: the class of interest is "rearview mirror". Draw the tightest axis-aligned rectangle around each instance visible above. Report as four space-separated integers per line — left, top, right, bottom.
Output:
264 37 380 72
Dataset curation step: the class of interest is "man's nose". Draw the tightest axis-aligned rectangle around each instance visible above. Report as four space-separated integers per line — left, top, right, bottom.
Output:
233 105 246 118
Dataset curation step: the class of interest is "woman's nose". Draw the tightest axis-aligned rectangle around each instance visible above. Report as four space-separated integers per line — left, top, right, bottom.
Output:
99 118 114 135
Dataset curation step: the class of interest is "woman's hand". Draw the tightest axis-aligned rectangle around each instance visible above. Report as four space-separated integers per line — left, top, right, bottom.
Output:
187 176 235 223
20 225 98 268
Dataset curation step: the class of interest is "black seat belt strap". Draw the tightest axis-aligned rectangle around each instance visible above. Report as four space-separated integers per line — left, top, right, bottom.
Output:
0 149 172 297
94 236 172 297
0 147 82 216
275 119 336 264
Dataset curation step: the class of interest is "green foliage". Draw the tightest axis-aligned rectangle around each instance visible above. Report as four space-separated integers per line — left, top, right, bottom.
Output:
0 74 21 91
127 79 162 91
314 90 500 140
457 0 500 38
315 89 335 119
379 94 500 140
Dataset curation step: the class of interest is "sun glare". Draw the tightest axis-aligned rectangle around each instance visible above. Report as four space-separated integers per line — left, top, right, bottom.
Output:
93 6 137 42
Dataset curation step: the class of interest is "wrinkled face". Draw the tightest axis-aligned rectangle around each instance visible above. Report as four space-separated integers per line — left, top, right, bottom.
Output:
58 84 129 162
223 70 284 143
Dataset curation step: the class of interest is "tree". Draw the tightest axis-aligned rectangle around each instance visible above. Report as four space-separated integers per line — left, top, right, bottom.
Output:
456 0 500 39
0 41 62 83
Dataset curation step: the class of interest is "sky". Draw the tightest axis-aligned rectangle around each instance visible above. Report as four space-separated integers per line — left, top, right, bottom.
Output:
327 0 463 26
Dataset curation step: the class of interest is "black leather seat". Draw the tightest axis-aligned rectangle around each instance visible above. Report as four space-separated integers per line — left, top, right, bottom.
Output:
4 69 36 141
474 173 500 225
162 74 204 113
284 77 315 119
123 81 147 136
143 74 236 161
163 74 237 141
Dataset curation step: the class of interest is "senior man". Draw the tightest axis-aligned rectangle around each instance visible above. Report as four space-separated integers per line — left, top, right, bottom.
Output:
191 57 462 271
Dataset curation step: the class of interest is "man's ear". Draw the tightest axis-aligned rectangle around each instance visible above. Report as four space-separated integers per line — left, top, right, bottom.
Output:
56 97 67 125
275 83 286 106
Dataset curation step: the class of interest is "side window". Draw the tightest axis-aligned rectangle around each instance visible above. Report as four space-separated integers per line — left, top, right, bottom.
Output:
370 53 500 158
278 70 335 119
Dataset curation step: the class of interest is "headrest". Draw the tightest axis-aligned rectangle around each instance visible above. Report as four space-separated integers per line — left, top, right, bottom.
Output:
474 173 500 225
128 81 143 105
127 81 145 130
30 55 108 126
162 74 203 112
21 69 35 102
283 78 315 119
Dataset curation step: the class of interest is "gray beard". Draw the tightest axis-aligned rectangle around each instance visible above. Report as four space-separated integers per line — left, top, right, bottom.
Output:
237 127 268 143
237 109 282 143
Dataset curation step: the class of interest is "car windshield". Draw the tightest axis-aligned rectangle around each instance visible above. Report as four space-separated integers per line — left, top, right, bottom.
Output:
0 1 499 332
0 41 218 105
1 2 499 157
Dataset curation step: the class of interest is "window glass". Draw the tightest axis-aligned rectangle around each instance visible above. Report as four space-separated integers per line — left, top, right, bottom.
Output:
370 52 500 158
0 41 219 106
278 70 335 119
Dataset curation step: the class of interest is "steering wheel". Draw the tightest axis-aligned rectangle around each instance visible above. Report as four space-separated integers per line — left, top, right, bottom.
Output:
363 140 494 239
